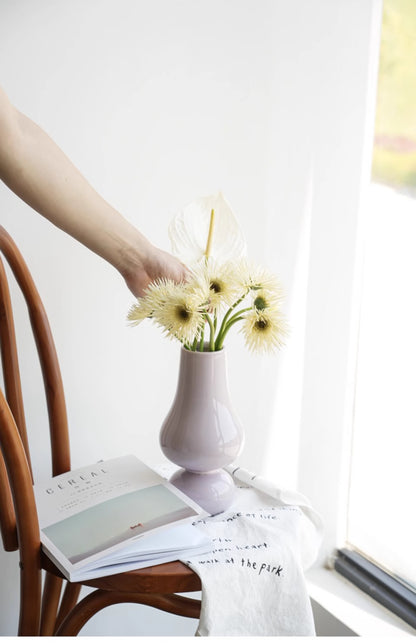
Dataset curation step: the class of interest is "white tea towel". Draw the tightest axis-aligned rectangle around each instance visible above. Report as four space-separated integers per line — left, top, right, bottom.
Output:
182 466 323 637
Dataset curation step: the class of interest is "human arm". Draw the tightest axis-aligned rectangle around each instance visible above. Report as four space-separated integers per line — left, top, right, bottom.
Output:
0 86 187 296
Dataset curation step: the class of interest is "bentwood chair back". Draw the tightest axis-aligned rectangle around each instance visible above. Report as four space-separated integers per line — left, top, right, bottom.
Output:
0 226 201 636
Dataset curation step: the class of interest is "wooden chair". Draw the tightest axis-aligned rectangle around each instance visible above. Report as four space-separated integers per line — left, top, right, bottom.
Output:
0 226 201 636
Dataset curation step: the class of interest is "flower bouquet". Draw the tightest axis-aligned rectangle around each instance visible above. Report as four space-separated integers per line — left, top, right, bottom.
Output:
128 193 287 353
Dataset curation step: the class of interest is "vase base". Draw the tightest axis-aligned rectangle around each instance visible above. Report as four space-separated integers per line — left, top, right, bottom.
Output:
169 468 235 516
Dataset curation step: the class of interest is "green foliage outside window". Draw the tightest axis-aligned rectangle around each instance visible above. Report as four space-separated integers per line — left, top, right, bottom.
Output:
372 0 416 190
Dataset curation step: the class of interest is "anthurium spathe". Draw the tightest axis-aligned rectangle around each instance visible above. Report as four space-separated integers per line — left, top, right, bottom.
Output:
168 192 247 264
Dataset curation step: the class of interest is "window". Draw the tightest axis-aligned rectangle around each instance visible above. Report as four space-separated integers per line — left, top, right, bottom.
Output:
338 0 416 626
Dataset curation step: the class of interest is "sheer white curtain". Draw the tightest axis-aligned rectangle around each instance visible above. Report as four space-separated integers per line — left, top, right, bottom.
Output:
259 1 383 568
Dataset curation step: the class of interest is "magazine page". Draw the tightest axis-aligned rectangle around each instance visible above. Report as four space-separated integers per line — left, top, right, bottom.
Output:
66 544 209 583
34 455 207 579
61 523 211 582
97 522 211 563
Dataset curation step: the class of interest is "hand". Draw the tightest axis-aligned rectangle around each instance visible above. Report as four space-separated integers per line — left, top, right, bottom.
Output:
123 244 189 298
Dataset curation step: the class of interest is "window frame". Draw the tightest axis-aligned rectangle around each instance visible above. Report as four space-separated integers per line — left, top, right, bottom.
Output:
334 548 416 629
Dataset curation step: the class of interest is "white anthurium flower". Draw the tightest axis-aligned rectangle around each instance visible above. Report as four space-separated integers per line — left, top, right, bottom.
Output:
168 192 247 264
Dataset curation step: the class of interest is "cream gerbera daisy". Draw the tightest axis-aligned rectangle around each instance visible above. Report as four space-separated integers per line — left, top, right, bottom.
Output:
231 258 281 294
252 287 283 313
154 284 206 344
190 259 240 313
241 309 288 353
127 279 177 326
127 299 153 326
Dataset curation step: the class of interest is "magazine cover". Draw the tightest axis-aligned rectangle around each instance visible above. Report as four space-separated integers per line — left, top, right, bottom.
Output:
34 455 209 580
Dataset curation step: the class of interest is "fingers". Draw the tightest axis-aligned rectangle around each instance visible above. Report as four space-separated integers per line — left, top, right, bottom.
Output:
124 248 189 298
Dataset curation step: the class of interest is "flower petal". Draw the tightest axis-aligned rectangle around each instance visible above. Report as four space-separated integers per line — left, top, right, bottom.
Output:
168 192 247 264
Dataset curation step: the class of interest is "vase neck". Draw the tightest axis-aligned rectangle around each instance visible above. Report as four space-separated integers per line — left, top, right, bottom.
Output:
177 347 228 394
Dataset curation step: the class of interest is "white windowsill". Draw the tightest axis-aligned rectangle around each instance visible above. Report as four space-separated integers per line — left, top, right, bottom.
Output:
306 565 415 637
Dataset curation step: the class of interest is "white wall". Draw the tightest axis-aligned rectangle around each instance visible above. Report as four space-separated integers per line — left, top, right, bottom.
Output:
0 0 380 636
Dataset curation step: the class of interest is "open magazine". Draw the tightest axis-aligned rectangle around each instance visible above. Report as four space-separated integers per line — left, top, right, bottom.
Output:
34 454 211 582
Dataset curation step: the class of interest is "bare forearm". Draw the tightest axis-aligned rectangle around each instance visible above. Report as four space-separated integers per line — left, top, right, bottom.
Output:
0 88 187 296
0 92 148 274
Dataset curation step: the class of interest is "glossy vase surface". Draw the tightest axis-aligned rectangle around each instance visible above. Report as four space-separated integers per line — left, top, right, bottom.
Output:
160 346 244 514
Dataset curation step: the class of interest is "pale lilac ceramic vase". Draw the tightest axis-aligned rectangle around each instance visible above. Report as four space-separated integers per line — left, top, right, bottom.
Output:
160 346 244 515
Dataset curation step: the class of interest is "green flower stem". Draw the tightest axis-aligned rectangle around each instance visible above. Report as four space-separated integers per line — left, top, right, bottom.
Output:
199 325 205 352
192 336 199 351
214 306 252 350
215 290 249 345
204 314 216 351
223 306 252 328
215 315 245 350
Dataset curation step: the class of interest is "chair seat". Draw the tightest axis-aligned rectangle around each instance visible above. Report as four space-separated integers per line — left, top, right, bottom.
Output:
41 551 202 594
